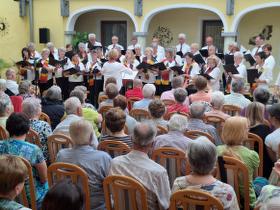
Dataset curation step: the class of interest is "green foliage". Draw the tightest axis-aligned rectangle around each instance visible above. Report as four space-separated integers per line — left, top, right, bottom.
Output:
0 58 11 78
72 32 88 50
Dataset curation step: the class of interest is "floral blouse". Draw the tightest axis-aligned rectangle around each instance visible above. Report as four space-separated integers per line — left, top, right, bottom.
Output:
172 176 240 210
30 119 52 163
255 185 280 210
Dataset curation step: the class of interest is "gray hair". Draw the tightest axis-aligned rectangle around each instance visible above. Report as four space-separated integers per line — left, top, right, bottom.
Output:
22 97 41 119
171 76 184 89
0 94 12 116
18 80 31 94
5 68 15 79
88 33 96 39
45 86 62 101
69 119 93 145
64 97 82 115
253 87 270 104
168 114 188 133
234 51 243 59
187 136 217 175
134 44 141 49
174 88 187 103
27 42 35 50
58 47 66 53
132 122 157 147
178 33 186 39
0 79 6 91
78 42 85 49
210 91 225 109
46 42 54 49
70 89 85 104
190 102 206 119
143 84 156 98
231 79 244 93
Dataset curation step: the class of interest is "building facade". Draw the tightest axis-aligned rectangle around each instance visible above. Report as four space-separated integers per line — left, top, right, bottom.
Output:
0 0 279 75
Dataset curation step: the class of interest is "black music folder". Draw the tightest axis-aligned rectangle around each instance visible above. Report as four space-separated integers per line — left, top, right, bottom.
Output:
170 66 184 75
63 68 80 75
121 50 126 56
49 58 68 67
16 60 32 67
224 54 234 65
136 62 166 71
223 64 239 74
199 49 208 58
176 51 184 58
247 69 260 83
198 73 213 80
194 54 205 65
244 53 256 66
216 53 224 60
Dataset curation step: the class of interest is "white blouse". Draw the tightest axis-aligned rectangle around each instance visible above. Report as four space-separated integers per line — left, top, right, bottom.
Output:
68 62 86 83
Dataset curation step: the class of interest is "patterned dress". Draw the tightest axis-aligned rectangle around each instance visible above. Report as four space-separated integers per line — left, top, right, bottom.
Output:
0 139 49 204
255 185 280 210
30 119 52 163
0 199 31 210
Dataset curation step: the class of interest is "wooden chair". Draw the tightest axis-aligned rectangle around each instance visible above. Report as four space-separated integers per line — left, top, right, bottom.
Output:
39 112 51 125
18 157 37 210
217 156 250 210
98 140 131 158
222 104 241 116
152 147 190 187
47 162 91 210
243 133 263 177
170 189 224 210
129 108 151 122
98 105 113 118
127 97 141 110
47 134 72 163
156 125 168 136
103 175 148 210
184 130 215 143
0 125 8 140
101 120 129 135
164 111 189 120
98 95 108 104
162 99 176 106
26 128 42 148
204 114 225 136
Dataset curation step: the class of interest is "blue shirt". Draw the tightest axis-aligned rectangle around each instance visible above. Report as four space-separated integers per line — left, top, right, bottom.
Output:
133 98 153 110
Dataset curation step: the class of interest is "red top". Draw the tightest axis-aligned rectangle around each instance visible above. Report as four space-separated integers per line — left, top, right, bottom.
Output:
10 96 23 113
167 103 189 114
125 87 143 99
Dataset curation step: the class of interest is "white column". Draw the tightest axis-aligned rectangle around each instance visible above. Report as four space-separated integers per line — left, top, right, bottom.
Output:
222 32 238 53
133 32 148 51
64 31 76 45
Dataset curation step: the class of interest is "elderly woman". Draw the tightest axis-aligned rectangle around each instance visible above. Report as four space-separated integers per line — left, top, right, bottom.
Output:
22 97 52 163
100 107 133 147
133 84 156 110
41 86 65 130
0 92 13 128
166 88 189 114
98 83 119 110
0 113 48 205
217 116 260 208
18 80 33 100
189 75 211 104
148 99 168 128
172 137 239 210
205 91 230 120
0 79 7 95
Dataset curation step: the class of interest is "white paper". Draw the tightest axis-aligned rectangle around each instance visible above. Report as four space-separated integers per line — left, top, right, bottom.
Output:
122 71 138 80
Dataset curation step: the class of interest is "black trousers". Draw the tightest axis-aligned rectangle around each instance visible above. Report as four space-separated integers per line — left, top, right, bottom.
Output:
89 79 104 108
68 81 84 94
39 79 53 96
56 77 69 100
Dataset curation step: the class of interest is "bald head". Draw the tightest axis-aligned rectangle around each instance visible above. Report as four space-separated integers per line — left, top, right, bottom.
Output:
190 102 206 119
133 122 157 147
133 79 143 88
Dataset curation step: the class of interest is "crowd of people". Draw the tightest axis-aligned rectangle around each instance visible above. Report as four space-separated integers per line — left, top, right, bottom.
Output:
0 32 280 210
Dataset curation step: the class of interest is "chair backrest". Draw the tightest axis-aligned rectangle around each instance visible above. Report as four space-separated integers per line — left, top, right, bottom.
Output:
127 97 141 110
204 114 225 137
164 111 189 120
98 105 113 118
162 99 176 106
156 125 168 136
98 95 108 104
39 112 51 125
97 140 131 158
152 147 190 187
103 175 148 210
129 108 151 122
47 162 91 210
169 189 224 210
217 156 250 210
18 157 37 210
184 130 214 143
243 133 263 177
47 134 72 163
0 125 8 140
222 104 241 116
25 128 42 148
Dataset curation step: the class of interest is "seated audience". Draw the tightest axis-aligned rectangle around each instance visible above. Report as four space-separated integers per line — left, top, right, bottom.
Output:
148 99 168 128
0 113 48 205
5 68 19 96
205 91 230 120
18 80 33 100
98 83 119 110
41 180 84 210
0 79 7 96
153 114 191 152
160 76 189 105
53 97 98 148
167 88 189 114
22 97 52 163
74 85 95 109
133 84 156 109
217 116 260 208
224 79 251 108
57 120 111 210
265 103 280 163
0 155 30 210
100 108 132 147
172 137 239 209
70 89 102 138
98 77 117 99
113 95 137 135
125 78 144 99
189 75 211 104
41 86 65 130
0 93 13 128
109 122 171 210
186 102 221 145
246 102 272 178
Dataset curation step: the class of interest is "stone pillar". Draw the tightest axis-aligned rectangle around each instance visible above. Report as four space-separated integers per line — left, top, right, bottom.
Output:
64 31 76 45
222 32 238 53
133 32 148 50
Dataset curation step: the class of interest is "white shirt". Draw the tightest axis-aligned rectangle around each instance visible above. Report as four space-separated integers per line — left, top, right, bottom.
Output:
156 45 165 62
251 45 264 56
232 63 247 83
55 57 71 78
256 64 273 89
264 55 276 73
205 67 221 91
182 62 200 79
6 80 19 95
109 150 171 210
127 44 136 50
107 43 124 51
68 62 86 83
101 61 133 91
85 41 102 52
86 59 102 80
265 128 280 154
176 43 190 55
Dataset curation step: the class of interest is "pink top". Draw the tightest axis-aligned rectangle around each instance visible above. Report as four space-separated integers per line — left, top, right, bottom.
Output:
189 91 211 104
161 89 189 106
167 103 189 114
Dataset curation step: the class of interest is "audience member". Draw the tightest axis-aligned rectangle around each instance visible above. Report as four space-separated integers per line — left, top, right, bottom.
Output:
98 83 119 110
167 88 189 114
0 93 13 128
5 68 19 96
74 85 95 109
125 78 143 99
18 80 33 100
148 99 168 128
189 75 211 104
133 84 156 109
